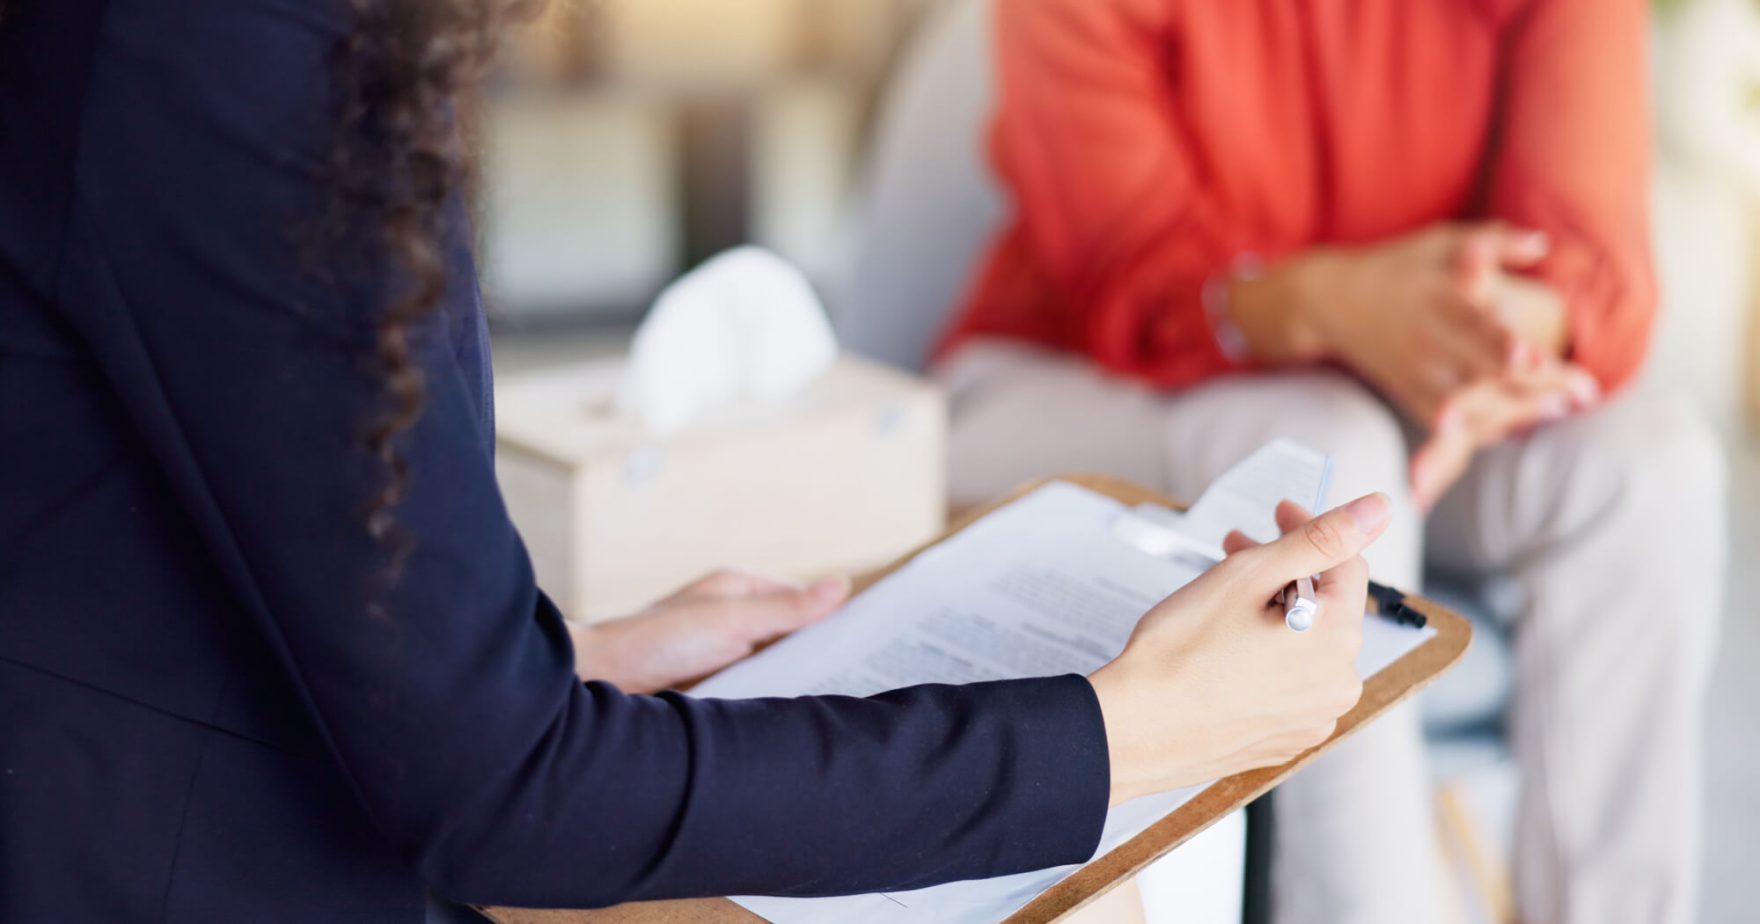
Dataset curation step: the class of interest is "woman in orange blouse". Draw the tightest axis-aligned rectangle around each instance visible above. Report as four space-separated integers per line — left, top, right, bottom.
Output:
937 1 1725 922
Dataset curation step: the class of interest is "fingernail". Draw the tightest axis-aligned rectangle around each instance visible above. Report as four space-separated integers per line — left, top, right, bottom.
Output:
1538 393 1571 420
1521 231 1550 257
1345 493 1392 533
811 577 851 600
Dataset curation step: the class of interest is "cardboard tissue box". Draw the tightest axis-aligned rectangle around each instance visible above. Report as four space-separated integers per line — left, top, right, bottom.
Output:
494 355 946 623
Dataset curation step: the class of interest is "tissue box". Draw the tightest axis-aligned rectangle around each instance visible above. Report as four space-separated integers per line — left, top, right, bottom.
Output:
494 355 947 623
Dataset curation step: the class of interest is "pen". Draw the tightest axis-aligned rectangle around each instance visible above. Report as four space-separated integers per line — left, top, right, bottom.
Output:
1284 579 1428 631
1367 580 1427 629
1282 575 1319 632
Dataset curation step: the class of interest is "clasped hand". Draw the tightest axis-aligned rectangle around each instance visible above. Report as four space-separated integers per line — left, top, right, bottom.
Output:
1234 222 1603 509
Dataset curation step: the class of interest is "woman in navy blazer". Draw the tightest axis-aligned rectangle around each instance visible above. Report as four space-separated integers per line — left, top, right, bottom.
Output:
0 1 1391 921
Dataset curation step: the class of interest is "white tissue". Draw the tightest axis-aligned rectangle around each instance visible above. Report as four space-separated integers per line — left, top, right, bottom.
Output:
618 246 838 433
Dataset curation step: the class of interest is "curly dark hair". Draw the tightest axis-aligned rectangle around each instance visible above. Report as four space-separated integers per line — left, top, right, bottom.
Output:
331 0 541 572
0 0 541 575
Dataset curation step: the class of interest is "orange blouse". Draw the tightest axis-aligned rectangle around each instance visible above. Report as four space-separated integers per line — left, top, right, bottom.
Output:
942 0 1655 392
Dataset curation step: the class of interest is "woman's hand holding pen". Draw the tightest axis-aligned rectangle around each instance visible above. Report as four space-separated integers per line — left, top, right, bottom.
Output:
1088 493 1391 806
571 570 851 694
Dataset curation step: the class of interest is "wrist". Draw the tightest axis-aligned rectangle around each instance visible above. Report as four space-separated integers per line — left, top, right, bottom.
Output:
1229 254 1330 364
1088 663 1150 806
568 619 610 679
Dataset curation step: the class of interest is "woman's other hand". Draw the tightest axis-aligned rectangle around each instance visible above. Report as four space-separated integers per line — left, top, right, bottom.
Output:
571 571 850 694
1088 493 1391 805
1408 357 1601 509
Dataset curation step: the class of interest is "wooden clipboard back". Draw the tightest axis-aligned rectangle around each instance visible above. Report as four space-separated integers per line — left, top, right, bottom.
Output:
483 475 1471 924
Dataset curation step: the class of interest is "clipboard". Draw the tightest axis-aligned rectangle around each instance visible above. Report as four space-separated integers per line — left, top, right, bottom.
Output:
480 474 1471 924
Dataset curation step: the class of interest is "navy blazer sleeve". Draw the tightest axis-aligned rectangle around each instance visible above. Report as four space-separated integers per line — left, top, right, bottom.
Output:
45 0 1110 909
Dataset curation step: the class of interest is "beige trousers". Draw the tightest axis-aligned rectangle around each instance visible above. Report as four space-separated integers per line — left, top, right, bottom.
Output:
935 340 1727 924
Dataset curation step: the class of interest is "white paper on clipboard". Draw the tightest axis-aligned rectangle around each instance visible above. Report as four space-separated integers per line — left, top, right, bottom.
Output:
691 442 1432 924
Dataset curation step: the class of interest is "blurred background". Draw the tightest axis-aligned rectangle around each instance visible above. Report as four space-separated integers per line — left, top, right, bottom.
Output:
476 0 917 330
477 0 1760 432
475 1 1760 921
